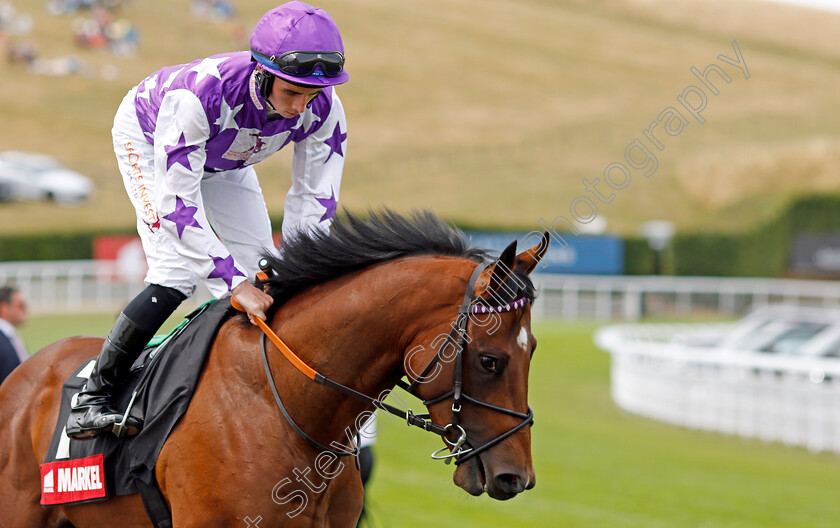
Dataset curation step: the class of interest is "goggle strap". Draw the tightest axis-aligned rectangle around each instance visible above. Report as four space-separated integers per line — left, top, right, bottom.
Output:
251 49 278 72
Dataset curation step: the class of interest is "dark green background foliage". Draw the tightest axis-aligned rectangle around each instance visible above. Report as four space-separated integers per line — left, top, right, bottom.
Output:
664 194 840 277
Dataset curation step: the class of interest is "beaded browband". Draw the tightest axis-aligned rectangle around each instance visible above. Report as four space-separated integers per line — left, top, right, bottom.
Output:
470 297 529 314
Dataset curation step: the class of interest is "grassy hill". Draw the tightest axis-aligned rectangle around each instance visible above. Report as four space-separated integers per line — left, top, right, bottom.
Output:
1 0 840 236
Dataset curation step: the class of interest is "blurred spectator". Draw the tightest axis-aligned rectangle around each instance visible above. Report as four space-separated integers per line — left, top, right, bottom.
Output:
2 0 127 78
72 9 138 56
0 285 28 385
0 2 33 43
191 0 236 22
5 38 36 66
28 54 84 76
105 18 138 55
47 0 131 16
0 2 15 34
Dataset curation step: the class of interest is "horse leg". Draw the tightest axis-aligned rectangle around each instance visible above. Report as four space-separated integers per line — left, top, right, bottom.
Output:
324 470 364 528
0 360 65 527
0 420 59 528
61 495 152 528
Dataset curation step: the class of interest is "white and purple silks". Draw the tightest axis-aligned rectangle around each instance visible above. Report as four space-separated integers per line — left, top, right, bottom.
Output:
112 52 347 298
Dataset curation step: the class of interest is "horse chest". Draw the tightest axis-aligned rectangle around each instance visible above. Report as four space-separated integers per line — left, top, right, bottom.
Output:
159 417 362 526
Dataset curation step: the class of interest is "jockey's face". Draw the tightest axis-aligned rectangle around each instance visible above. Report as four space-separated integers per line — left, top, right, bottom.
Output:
267 76 323 119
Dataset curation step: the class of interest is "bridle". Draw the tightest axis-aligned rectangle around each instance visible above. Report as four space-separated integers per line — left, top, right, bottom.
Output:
399 261 534 465
250 259 534 465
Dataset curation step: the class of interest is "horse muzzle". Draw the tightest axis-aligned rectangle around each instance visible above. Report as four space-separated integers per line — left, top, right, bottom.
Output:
453 454 536 500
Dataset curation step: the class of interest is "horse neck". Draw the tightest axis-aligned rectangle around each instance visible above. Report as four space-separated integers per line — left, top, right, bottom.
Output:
263 256 474 443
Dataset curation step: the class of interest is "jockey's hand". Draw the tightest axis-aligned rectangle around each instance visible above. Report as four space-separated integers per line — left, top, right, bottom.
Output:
232 281 274 325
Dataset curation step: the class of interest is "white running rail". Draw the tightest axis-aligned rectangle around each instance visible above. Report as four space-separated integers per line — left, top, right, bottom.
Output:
0 260 213 314
595 324 840 454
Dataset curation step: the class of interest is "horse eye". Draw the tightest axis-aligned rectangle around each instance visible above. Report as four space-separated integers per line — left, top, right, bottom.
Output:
480 355 497 373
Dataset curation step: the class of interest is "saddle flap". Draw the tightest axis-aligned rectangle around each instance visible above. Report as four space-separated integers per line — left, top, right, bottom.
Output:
40 299 233 505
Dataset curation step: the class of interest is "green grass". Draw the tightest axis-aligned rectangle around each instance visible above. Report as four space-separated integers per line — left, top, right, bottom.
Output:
18 309 195 353
20 316 840 526
3 0 840 236
365 321 840 528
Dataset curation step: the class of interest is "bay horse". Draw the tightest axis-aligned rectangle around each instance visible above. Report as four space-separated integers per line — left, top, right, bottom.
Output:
0 210 548 527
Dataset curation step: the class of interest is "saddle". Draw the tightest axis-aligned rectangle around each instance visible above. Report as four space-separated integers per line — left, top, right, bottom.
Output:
40 299 234 508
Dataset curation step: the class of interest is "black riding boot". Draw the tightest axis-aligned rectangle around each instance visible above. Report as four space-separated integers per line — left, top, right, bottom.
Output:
65 313 152 439
66 284 186 440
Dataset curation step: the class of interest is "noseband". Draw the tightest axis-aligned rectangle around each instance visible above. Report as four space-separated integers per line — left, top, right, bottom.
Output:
255 260 534 465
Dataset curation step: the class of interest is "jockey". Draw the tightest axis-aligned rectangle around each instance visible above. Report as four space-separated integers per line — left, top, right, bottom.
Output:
67 1 349 439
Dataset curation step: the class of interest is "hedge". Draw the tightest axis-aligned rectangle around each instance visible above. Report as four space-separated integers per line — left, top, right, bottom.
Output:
0 231 106 261
665 194 840 277
0 217 290 263
622 237 656 275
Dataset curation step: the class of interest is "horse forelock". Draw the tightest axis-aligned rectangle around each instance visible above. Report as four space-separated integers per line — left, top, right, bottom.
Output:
258 209 489 311
475 269 537 309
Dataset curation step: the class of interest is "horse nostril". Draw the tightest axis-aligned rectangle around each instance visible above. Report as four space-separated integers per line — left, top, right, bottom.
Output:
495 473 526 495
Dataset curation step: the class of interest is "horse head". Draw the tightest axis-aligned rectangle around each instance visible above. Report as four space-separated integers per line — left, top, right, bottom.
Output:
405 232 550 500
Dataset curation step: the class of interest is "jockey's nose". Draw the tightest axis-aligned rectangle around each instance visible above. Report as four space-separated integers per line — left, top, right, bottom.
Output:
292 95 307 115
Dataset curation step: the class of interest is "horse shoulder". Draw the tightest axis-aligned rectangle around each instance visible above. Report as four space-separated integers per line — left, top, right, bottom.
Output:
156 320 289 519
1 337 102 459
156 317 365 525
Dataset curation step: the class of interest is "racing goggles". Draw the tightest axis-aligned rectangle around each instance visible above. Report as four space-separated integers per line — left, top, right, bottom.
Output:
252 49 345 78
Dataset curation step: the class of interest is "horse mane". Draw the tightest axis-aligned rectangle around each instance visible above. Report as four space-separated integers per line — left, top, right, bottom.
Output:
259 209 490 308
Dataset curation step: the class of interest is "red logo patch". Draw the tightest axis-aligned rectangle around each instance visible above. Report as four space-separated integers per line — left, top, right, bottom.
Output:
40 454 107 505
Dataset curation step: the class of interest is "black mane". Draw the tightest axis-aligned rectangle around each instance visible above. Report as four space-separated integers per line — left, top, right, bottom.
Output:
260 209 489 307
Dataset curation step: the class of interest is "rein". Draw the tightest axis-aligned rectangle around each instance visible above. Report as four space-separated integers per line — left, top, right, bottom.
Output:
258 331 448 458
238 260 533 465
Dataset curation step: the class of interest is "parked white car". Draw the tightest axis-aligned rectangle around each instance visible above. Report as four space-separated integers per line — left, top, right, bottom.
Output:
672 304 840 358
0 151 94 203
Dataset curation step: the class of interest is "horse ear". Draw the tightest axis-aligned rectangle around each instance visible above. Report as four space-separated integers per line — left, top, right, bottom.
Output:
489 240 518 292
515 231 551 275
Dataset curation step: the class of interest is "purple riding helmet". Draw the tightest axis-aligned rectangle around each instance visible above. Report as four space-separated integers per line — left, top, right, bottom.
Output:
250 1 349 94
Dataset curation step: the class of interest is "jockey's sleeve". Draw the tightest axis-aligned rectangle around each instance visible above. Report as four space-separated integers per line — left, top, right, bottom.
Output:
282 90 347 242
153 89 248 298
